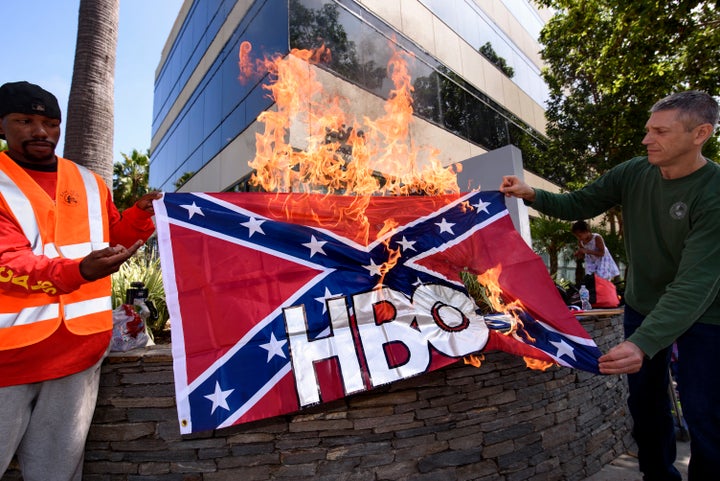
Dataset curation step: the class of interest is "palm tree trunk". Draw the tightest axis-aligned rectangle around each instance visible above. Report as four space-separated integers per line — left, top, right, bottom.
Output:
64 0 119 187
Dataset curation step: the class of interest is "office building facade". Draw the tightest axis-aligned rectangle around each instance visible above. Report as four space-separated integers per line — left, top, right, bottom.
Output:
151 0 553 194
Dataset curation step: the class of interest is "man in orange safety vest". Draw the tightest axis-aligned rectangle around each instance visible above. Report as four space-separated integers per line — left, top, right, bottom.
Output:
0 81 161 481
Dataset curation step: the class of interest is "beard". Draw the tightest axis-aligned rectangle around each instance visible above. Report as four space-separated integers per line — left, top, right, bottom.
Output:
21 140 57 163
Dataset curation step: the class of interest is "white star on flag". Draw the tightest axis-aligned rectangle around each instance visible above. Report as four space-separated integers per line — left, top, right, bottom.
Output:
396 236 416 252
315 287 339 314
473 200 492 214
435 218 455 234
363 258 383 277
204 381 234 414
181 202 204 220
550 339 576 361
303 235 327 257
241 217 265 237
259 332 288 362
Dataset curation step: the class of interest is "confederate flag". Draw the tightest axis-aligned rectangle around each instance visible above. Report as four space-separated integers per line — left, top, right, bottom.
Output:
154 191 601 434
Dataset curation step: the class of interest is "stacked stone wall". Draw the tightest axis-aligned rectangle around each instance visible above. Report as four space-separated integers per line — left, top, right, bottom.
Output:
2 315 632 481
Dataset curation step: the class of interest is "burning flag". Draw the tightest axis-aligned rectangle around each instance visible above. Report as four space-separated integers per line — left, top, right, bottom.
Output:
154 191 602 434
155 41 601 434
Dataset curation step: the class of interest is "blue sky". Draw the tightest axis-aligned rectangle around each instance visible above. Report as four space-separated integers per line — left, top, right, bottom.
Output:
0 0 184 164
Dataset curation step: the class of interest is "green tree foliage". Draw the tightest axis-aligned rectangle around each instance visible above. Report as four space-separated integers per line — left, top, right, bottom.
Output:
535 0 720 186
530 214 575 277
174 171 195 190
0 139 6 152
111 149 167 339
113 149 151 211
478 42 514 78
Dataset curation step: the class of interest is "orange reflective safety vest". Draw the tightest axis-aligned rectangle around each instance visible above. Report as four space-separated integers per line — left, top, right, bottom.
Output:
0 154 112 350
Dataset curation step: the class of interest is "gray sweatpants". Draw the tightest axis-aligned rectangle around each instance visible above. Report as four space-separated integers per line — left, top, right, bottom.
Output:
0 356 104 481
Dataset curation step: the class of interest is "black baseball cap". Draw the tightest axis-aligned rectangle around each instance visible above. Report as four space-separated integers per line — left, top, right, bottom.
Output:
0 81 62 121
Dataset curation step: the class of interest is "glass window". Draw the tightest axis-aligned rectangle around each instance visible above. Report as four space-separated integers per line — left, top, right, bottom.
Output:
290 0 545 154
152 0 547 191
500 0 544 39
154 0 241 132
418 0 549 107
151 0 290 190
203 74 223 135
203 125 223 159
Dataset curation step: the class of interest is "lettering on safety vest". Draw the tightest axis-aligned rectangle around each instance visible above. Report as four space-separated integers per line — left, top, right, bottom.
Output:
0 266 57 295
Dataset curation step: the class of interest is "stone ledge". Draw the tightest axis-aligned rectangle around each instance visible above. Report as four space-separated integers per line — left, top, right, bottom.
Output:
2 314 632 481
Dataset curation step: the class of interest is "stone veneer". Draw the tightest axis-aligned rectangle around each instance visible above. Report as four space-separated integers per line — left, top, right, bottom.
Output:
2 314 632 481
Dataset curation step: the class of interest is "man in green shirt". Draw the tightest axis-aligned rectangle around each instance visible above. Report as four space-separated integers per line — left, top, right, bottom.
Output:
500 90 719 481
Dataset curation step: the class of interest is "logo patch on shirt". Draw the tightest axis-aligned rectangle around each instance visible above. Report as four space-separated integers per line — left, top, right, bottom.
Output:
669 201 688 220
60 190 79 206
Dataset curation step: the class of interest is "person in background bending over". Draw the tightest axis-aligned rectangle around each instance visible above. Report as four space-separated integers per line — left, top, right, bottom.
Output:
571 219 620 281
0 81 162 481
500 90 720 481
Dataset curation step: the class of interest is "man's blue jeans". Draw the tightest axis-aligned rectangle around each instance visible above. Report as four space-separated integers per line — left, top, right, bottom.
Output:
674 314 720 480
625 305 720 481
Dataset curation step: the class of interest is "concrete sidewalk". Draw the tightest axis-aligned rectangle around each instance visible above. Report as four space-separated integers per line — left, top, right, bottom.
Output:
584 440 690 480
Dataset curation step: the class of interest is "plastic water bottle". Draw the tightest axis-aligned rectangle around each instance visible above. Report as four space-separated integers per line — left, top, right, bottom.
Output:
579 284 592 311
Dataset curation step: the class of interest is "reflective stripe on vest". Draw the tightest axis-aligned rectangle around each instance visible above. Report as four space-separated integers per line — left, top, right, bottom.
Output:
45 242 111 260
0 304 60 328
64 296 112 320
76 163 106 250
0 169 43 255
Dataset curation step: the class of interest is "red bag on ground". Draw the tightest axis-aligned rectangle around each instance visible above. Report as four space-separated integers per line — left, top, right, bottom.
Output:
593 274 619 308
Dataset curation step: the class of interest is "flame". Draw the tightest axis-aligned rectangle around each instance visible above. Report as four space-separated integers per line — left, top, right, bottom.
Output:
523 357 556 371
238 41 254 84
476 266 526 319
476 265 533 341
472 266 560 371
463 353 484 368
242 41 461 196
238 43 557 373
237 40 460 245
375 219 401 287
